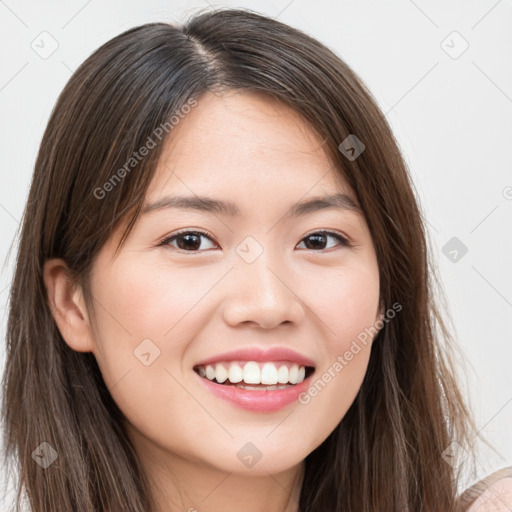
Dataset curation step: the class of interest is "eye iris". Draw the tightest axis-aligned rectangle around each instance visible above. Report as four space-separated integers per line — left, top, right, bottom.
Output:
304 233 327 250
177 233 202 251
167 231 342 252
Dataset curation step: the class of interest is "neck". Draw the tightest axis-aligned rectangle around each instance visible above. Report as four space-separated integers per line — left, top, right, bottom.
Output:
127 424 305 512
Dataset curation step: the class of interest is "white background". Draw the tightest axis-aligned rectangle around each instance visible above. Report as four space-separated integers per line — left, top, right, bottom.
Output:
0 0 511 508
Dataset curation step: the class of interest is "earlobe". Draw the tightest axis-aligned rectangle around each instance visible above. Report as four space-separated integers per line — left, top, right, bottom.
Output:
43 258 95 353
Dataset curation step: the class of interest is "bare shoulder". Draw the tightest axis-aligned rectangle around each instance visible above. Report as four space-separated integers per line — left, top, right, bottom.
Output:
460 467 512 512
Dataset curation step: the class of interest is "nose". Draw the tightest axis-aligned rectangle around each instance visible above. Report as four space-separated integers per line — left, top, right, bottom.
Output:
221 247 305 329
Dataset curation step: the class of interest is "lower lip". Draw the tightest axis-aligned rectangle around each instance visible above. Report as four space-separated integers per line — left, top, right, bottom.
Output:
195 372 313 413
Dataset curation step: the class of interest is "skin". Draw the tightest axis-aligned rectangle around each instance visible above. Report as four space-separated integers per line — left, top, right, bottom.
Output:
44 90 383 512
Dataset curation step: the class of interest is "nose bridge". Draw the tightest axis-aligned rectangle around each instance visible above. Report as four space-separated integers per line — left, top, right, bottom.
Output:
222 234 303 327
235 234 286 299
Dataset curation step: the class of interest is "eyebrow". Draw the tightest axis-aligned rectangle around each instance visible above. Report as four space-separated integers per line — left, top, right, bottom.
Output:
141 193 362 218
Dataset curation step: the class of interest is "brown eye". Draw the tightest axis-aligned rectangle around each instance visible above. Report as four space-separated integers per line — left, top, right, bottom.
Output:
297 231 349 251
159 229 350 253
160 230 217 252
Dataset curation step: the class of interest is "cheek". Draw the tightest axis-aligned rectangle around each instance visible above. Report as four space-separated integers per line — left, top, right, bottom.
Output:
322 261 380 377
86 259 179 388
332 268 379 343
86 260 203 443
90 257 211 350
300 258 380 349
294 261 380 445
87 256 225 404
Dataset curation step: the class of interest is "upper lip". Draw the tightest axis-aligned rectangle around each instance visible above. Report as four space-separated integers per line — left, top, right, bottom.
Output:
194 347 316 368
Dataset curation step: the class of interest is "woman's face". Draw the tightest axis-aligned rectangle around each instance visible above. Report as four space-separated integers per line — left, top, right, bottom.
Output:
83 91 381 477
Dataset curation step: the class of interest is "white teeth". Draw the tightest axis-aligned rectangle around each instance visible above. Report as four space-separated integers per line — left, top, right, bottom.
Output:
205 365 216 380
277 365 289 384
260 363 278 385
243 362 260 384
228 364 243 383
197 361 309 386
288 363 299 384
234 383 292 391
215 363 228 383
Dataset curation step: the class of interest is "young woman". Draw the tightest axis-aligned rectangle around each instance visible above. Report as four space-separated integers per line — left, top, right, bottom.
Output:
2 7 510 512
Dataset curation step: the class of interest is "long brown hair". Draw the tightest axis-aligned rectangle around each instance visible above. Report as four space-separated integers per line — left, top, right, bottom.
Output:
2 7 484 511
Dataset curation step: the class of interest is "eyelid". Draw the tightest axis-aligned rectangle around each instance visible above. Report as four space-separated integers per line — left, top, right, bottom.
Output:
158 228 352 251
299 230 352 249
302 229 351 244
157 227 218 247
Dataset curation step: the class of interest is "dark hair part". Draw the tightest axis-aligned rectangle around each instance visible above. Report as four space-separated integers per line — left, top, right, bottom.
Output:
2 7 483 512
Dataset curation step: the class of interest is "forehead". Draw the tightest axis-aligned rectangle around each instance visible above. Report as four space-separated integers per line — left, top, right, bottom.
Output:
146 90 356 205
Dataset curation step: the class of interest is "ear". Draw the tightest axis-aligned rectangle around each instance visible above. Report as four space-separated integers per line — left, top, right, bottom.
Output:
43 258 95 353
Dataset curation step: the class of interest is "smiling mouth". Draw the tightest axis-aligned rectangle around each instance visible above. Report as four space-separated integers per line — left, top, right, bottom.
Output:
193 361 315 390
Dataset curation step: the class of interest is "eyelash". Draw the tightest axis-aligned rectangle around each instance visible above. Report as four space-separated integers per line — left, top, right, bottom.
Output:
158 229 351 253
